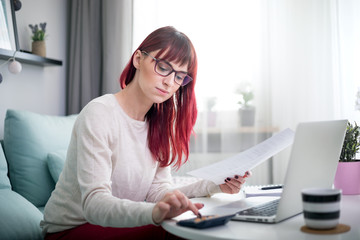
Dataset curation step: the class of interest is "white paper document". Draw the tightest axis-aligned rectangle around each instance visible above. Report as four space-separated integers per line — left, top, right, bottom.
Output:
187 128 295 184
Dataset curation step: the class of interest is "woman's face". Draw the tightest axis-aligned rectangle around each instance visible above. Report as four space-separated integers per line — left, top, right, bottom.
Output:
133 50 188 104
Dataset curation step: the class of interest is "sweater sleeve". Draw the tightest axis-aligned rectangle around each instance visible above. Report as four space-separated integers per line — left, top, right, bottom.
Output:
146 165 222 202
75 103 156 227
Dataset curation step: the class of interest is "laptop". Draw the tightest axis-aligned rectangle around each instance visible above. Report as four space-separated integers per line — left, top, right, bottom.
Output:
208 120 347 223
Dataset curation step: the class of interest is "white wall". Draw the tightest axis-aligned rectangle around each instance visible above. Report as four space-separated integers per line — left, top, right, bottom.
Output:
0 0 68 138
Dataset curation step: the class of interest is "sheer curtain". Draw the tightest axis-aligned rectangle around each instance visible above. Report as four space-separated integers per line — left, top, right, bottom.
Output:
133 0 360 185
268 0 360 183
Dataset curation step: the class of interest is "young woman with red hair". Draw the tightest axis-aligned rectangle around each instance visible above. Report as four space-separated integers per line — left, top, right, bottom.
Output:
41 26 251 240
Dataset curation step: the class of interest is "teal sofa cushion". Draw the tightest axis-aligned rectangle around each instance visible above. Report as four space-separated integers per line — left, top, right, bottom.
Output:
0 143 11 189
3 109 77 207
0 189 43 240
47 150 67 183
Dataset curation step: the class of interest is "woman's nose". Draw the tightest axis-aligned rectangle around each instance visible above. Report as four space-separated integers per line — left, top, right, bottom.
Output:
162 72 176 86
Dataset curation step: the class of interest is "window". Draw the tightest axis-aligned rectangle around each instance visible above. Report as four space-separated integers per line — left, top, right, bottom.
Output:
133 0 360 185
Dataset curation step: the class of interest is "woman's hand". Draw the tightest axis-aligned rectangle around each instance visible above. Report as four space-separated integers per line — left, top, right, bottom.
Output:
152 190 204 224
219 171 252 194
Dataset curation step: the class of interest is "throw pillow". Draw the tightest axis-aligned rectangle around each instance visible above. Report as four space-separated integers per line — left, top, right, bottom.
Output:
0 142 11 189
47 150 67 183
3 109 77 207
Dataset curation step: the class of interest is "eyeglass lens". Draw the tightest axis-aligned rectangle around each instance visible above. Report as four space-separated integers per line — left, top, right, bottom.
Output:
155 60 191 86
142 51 193 86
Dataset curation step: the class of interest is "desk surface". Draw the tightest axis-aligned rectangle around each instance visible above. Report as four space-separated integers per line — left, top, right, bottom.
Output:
162 193 360 240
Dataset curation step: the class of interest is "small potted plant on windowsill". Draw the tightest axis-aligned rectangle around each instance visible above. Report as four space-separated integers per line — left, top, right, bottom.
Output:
29 22 47 57
236 86 255 127
334 121 360 195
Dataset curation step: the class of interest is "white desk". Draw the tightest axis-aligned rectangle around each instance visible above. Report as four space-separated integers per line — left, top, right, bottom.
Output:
162 193 360 240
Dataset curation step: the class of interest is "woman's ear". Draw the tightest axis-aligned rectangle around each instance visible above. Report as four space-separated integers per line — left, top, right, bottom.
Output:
133 50 142 69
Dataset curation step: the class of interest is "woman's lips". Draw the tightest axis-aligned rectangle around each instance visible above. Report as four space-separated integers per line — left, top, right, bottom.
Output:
156 87 169 95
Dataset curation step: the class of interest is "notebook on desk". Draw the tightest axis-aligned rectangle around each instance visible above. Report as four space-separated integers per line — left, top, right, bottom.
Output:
213 120 347 223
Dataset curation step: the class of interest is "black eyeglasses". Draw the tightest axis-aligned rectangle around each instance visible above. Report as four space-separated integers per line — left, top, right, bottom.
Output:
141 51 193 86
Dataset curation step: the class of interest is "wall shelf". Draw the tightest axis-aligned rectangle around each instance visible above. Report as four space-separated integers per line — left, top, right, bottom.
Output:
0 48 62 66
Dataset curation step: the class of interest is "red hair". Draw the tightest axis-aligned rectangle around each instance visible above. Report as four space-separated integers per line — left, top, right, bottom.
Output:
120 26 198 169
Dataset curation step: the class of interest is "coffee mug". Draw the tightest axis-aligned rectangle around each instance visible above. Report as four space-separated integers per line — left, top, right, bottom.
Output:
301 188 341 229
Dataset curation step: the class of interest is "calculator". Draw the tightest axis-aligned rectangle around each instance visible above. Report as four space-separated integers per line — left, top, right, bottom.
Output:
176 214 235 229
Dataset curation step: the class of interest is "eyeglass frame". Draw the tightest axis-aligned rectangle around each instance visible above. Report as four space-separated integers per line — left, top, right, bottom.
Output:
141 51 193 86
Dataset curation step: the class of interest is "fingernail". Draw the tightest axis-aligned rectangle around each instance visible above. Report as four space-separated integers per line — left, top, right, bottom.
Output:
227 177 231 181
235 175 239 179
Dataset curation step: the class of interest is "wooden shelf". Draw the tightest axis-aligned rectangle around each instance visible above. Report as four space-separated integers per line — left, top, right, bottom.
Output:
0 48 62 66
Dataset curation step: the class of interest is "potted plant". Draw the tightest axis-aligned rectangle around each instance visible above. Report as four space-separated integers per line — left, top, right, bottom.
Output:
334 121 360 194
236 87 255 126
29 22 47 57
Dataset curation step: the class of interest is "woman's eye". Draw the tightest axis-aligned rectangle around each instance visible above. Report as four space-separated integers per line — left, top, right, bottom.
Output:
157 62 171 73
176 75 184 81
159 66 168 72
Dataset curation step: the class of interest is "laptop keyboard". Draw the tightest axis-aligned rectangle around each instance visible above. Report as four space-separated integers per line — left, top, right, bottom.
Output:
237 199 280 216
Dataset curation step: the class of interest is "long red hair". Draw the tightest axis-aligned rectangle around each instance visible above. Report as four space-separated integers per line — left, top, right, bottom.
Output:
120 26 198 169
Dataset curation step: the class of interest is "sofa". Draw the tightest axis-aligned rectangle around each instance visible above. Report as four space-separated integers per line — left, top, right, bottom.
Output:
0 109 77 240
0 109 200 240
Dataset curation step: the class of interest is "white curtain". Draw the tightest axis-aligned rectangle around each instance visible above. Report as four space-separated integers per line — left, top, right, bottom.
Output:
133 0 360 185
268 0 360 183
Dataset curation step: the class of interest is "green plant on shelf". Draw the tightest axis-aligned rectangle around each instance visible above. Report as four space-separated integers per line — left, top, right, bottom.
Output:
29 22 47 41
339 121 360 162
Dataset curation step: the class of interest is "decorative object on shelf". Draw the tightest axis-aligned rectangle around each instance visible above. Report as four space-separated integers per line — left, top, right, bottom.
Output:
236 84 255 126
8 58 22 74
0 51 22 84
13 0 22 11
31 40 46 57
29 22 47 57
334 121 360 195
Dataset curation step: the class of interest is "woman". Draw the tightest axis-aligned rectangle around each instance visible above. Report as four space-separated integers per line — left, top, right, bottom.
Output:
41 26 250 240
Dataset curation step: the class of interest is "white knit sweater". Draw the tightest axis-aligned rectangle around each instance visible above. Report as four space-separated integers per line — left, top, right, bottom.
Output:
41 94 220 234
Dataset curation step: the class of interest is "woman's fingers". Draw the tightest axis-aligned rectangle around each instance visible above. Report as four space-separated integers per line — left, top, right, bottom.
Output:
220 171 252 194
154 171 253 224
168 191 183 210
172 190 201 216
224 178 242 193
194 202 205 211
152 201 170 224
152 190 204 224
244 171 252 178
